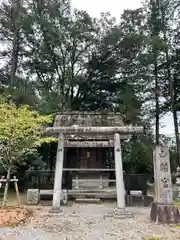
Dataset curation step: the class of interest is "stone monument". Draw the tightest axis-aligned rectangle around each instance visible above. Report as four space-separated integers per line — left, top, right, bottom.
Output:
175 166 180 199
150 146 180 224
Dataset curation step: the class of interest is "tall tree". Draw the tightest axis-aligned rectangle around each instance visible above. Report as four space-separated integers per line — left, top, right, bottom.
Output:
79 9 145 123
0 0 23 87
159 0 180 164
22 0 97 113
146 0 163 145
0 0 38 107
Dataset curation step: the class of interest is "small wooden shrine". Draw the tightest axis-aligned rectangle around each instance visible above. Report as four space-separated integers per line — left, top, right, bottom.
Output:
46 111 143 214
53 112 125 189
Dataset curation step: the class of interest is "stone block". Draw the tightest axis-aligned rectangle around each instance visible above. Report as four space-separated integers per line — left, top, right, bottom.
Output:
150 202 180 224
39 189 68 205
126 195 153 206
113 208 133 219
27 189 39 205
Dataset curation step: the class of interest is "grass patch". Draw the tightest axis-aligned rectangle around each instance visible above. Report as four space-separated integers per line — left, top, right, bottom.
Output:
174 199 180 209
173 185 178 190
142 237 161 240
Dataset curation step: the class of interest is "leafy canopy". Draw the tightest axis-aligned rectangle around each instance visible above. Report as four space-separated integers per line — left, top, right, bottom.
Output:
0 99 54 170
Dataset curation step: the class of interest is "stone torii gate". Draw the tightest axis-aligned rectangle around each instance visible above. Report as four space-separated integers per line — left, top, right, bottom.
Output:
46 124 143 217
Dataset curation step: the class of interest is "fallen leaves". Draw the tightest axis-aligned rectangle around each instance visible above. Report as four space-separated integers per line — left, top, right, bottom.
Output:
0 207 32 227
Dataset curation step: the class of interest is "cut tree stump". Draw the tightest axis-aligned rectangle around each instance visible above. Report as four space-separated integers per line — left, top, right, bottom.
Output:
150 202 180 224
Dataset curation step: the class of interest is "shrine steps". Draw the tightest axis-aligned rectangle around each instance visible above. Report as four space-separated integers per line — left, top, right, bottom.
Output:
75 198 101 204
39 188 154 206
73 189 104 204
39 188 117 200
68 188 116 199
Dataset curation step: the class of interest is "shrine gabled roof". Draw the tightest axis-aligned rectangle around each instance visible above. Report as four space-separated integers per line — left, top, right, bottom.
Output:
53 112 124 127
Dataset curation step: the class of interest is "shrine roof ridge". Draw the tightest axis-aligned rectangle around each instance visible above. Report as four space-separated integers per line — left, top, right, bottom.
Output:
53 111 125 128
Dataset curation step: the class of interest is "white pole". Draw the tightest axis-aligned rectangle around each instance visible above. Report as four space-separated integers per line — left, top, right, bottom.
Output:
114 133 125 209
51 134 64 212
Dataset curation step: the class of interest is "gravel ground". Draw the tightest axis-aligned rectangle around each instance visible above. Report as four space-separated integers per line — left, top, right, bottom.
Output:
0 203 180 240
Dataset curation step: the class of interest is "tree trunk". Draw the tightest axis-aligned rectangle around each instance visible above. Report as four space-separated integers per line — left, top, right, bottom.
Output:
10 30 20 87
173 109 180 165
155 60 160 146
10 0 22 88
2 167 11 207
150 1 160 146
161 12 180 165
164 53 180 165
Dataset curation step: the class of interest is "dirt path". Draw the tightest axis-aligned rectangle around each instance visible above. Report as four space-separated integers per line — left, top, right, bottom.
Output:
0 203 180 239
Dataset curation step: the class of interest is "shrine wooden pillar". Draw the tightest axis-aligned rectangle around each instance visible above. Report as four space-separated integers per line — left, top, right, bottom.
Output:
50 134 64 213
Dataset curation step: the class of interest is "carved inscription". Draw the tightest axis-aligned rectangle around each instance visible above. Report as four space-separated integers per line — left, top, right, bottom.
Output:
161 177 169 188
159 148 168 157
54 112 124 127
160 162 168 172
31 176 54 185
153 146 173 204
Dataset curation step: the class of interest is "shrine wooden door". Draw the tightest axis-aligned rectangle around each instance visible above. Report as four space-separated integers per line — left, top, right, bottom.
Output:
78 148 101 168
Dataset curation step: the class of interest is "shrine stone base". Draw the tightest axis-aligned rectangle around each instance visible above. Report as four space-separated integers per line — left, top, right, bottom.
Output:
150 202 180 224
49 208 63 214
113 208 133 219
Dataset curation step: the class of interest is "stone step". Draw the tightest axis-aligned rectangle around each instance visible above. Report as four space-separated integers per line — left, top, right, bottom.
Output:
75 198 101 204
70 188 116 193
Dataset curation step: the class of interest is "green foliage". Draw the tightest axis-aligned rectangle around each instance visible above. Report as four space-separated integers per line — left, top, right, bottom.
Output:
0 99 53 171
17 149 44 168
174 199 180 209
122 132 154 174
